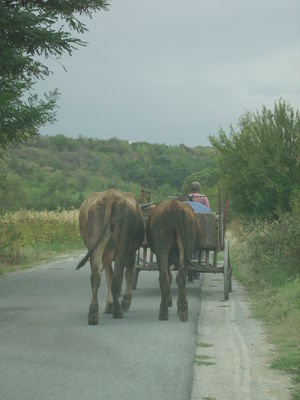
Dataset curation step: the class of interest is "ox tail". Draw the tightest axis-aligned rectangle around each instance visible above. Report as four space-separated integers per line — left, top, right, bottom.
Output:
77 194 115 271
174 208 189 268
175 231 184 268
76 239 102 270
174 223 185 269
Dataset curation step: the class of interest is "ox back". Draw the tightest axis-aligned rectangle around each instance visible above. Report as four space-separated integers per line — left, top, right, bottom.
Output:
146 199 201 322
77 189 145 325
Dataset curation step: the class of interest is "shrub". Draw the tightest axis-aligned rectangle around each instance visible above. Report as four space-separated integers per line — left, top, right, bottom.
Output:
231 213 300 288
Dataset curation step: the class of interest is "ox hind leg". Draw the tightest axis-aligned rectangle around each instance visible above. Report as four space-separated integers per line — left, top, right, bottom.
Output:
104 263 113 314
111 259 125 319
88 253 101 325
167 265 173 307
157 252 171 320
121 252 136 312
176 265 188 322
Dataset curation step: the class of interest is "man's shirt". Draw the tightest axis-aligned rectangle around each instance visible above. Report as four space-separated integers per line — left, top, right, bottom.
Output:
184 201 210 213
188 192 210 209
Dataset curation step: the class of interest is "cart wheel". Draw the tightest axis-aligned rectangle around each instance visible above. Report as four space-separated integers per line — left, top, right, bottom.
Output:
188 269 194 282
133 267 140 290
228 256 232 293
224 240 230 300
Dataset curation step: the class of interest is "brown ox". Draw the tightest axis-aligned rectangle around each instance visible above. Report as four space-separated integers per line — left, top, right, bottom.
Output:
77 189 145 325
146 199 201 321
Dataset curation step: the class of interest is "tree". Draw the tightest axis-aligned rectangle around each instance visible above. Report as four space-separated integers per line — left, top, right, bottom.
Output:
209 100 300 218
0 0 109 150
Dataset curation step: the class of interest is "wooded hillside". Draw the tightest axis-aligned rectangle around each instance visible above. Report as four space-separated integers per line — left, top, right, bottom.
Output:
0 135 216 211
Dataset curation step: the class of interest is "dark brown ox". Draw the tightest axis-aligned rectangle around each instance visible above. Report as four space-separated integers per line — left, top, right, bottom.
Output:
77 189 144 325
146 199 201 321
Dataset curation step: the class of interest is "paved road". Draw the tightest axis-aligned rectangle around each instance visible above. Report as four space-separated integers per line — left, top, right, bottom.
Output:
0 254 201 400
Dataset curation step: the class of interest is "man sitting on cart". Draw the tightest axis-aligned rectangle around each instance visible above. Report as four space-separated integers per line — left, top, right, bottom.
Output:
178 181 210 213
188 181 210 210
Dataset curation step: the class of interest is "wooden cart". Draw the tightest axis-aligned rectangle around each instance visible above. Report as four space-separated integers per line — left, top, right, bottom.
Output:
134 188 232 300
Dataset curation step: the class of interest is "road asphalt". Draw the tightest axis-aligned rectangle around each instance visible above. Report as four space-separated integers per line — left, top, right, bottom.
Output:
0 254 201 400
0 253 293 400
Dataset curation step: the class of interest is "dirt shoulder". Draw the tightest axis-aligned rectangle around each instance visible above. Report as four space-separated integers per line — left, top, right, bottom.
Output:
191 274 293 400
0 248 85 277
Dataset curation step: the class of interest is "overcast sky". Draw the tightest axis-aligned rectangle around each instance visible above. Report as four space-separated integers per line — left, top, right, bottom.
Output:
38 0 300 147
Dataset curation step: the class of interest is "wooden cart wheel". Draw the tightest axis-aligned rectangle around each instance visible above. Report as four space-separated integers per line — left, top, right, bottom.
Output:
224 239 230 300
228 254 232 293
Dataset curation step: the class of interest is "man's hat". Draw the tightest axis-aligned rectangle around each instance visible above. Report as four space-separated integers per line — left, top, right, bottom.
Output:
190 181 200 192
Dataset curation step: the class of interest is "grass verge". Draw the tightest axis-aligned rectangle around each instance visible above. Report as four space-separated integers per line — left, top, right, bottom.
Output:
229 218 300 400
0 244 84 276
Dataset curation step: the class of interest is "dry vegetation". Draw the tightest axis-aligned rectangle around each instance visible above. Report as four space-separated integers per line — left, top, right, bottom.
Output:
228 217 300 399
0 210 82 274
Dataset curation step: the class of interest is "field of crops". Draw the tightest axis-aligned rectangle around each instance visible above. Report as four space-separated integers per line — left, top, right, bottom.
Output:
0 210 82 269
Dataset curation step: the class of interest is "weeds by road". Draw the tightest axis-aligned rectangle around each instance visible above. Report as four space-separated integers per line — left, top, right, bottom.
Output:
0 210 83 275
229 216 300 399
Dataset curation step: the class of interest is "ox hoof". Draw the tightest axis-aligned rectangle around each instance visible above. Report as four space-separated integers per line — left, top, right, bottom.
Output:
88 315 99 325
104 303 113 314
112 303 123 319
121 295 132 312
112 311 124 319
177 309 188 322
88 303 99 325
159 312 169 321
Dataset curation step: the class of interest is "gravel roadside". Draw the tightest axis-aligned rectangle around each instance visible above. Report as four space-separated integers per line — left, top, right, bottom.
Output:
191 274 293 400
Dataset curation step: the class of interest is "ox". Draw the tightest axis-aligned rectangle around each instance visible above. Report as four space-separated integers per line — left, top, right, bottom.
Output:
77 189 145 325
146 199 201 321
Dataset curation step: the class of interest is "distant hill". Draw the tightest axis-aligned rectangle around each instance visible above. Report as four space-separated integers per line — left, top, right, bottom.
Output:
0 135 217 211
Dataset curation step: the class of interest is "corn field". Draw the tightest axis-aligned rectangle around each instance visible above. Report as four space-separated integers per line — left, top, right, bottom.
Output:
0 210 82 266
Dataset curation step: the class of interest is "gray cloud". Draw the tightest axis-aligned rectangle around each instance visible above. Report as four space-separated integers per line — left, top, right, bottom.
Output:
38 0 300 146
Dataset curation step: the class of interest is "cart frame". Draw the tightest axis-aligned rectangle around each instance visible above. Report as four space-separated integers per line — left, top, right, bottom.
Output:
134 188 232 300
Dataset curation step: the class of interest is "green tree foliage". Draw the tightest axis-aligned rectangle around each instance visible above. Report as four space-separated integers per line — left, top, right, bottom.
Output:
181 168 218 194
210 100 300 218
0 136 216 211
0 0 109 150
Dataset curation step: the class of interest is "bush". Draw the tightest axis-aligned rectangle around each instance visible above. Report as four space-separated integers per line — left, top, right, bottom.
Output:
231 213 300 288
210 100 300 218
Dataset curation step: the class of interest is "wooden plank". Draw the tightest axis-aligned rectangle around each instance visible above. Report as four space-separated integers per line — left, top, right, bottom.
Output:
188 265 224 274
